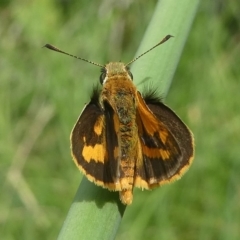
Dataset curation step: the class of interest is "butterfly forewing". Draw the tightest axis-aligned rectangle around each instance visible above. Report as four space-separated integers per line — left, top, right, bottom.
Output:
71 100 120 190
146 100 194 175
134 92 185 188
143 93 194 183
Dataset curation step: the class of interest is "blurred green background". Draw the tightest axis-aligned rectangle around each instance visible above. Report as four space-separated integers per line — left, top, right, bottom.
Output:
1 0 240 239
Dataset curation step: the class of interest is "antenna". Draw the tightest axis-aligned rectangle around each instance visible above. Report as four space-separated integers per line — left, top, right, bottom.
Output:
125 34 173 66
43 44 104 68
44 35 172 68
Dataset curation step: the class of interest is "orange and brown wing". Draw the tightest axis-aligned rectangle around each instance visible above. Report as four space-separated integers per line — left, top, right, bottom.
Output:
70 100 120 190
134 92 194 189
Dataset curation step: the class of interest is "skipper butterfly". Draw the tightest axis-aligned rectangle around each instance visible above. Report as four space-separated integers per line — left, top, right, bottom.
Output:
45 35 194 205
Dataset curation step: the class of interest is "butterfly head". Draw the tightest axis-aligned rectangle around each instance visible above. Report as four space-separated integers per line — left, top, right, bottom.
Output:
99 62 133 85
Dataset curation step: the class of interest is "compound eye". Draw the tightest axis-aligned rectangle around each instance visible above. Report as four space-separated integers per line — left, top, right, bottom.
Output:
99 68 106 84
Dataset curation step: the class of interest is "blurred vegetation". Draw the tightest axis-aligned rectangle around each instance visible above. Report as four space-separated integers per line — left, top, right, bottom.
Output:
0 0 240 240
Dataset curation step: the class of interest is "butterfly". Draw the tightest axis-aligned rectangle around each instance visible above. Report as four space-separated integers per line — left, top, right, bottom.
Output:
45 35 194 205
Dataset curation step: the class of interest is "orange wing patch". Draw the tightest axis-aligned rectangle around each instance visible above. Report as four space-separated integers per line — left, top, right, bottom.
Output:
137 92 169 145
141 145 170 160
82 143 106 163
93 115 104 136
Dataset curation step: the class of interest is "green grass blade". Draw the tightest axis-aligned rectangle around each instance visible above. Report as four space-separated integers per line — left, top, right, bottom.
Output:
132 0 200 94
58 177 126 240
58 1 199 240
